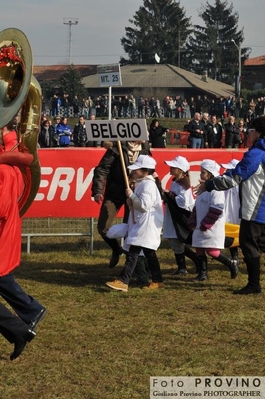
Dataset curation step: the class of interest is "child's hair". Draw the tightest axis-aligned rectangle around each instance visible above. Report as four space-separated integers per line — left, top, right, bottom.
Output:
153 172 164 200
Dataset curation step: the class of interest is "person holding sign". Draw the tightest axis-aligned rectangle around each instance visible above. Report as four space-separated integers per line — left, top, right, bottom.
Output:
92 140 151 268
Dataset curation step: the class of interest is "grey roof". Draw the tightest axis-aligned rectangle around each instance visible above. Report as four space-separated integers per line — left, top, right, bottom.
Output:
82 64 235 98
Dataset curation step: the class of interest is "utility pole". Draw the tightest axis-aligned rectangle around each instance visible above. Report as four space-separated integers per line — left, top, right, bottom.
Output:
63 17 78 65
231 39 242 117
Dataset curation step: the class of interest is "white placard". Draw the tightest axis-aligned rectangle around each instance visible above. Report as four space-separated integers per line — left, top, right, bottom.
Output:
97 63 122 86
85 119 148 141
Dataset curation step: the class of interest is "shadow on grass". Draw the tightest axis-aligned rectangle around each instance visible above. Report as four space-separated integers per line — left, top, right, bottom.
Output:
16 260 117 287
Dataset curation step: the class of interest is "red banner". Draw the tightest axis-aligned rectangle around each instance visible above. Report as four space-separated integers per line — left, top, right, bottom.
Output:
24 148 246 218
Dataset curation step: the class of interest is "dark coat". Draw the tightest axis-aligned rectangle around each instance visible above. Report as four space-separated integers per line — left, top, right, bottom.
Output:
188 119 205 139
38 125 56 148
149 125 168 148
224 123 240 148
91 142 151 204
205 122 223 148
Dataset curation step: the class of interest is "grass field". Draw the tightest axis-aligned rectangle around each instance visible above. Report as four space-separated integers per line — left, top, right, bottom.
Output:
0 233 264 399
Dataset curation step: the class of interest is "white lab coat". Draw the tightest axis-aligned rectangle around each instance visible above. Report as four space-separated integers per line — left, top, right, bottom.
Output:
192 190 225 249
224 186 240 225
163 180 195 238
126 175 163 250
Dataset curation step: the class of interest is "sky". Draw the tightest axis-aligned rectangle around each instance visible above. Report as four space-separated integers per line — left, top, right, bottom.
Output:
1 0 264 66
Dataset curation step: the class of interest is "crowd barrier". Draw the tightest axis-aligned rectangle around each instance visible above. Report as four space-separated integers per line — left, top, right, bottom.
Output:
22 147 246 253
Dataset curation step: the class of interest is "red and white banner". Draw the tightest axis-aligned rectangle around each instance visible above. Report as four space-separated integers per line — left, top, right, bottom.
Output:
24 148 246 218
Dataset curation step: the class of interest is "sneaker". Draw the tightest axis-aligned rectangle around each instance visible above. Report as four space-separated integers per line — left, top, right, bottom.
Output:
170 268 188 276
142 282 164 290
106 280 128 292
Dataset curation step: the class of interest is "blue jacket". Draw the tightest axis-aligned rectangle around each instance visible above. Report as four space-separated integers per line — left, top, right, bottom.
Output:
206 138 265 223
56 122 72 147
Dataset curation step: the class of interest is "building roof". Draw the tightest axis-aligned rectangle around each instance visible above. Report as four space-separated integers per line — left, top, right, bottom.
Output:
82 64 234 98
244 55 265 67
33 64 97 81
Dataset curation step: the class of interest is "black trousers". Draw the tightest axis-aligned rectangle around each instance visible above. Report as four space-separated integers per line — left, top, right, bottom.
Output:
240 219 265 260
0 303 29 343
120 245 163 285
97 199 129 253
0 273 43 324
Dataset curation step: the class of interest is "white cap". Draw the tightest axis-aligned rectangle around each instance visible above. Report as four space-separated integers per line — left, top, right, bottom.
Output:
128 155 156 170
201 159 220 177
164 155 190 172
221 159 240 169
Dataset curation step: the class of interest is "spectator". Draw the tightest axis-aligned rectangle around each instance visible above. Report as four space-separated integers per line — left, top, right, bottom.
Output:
201 112 210 148
149 119 169 148
56 117 73 147
187 112 204 148
73 115 88 147
38 120 56 148
205 115 223 148
224 116 240 148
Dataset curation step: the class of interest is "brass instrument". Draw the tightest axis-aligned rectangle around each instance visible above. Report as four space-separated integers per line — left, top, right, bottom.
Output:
0 28 42 216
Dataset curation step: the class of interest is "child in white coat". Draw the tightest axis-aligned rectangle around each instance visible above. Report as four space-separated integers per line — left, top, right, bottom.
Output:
163 155 196 275
106 155 164 292
188 159 239 281
221 159 240 265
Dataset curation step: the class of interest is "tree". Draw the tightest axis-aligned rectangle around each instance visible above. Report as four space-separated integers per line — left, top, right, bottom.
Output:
185 0 250 85
59 64 87 103
120 0 191 65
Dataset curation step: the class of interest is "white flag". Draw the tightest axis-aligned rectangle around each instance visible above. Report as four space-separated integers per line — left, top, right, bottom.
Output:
155 53 160 63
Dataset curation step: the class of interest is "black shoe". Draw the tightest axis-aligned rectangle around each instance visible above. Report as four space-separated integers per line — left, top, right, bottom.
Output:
229 259 239 279
170 268 188 276
194 272 208 282
29 307 47 330
233 284 262 295
108 250 123 268
10 329 36 361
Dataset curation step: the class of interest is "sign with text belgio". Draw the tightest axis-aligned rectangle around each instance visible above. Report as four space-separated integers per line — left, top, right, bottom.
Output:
85 119 149 141
97 63 122 86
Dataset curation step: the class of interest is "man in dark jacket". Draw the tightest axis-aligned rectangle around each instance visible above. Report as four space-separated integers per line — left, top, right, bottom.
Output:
73 116 88 147
205 115 223 148
187 112 205 148
91 141 151 268
224 116 240 148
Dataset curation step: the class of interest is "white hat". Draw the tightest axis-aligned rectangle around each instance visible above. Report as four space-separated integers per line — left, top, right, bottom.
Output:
201 159 220 177
164 155 190 172
128 155 156 170
221 159 240 169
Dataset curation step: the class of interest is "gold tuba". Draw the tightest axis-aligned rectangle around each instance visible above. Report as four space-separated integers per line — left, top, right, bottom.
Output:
0 28 42 216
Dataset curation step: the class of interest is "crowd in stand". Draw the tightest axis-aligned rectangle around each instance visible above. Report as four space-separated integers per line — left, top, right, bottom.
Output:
43 93 265 120
38 93 264 148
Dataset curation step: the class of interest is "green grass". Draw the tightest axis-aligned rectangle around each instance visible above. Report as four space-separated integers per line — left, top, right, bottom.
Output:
0 234 264 399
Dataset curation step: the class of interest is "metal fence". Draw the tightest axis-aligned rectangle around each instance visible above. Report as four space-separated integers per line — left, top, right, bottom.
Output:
22 217 95 254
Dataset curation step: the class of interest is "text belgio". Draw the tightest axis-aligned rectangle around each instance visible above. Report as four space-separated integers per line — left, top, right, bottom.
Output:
90 122 142 140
